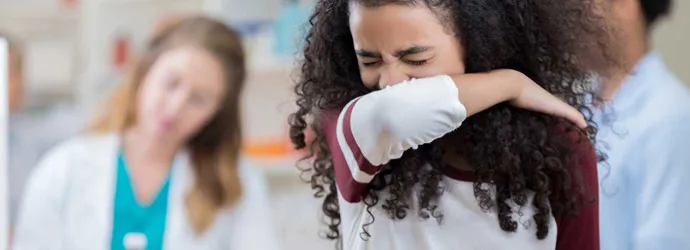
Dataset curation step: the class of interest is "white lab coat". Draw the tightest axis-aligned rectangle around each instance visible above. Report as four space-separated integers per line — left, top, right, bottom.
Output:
13 133 281 250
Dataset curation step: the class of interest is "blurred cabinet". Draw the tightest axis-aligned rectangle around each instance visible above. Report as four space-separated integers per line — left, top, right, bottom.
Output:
0 0 210 106
0 0 79 105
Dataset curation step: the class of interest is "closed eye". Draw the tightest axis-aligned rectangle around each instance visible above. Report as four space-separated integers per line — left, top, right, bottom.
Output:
404 59 428 66
362 61 380 67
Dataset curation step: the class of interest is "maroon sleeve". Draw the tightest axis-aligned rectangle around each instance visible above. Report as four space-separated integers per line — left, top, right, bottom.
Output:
554 137 600 250
321 102 382 203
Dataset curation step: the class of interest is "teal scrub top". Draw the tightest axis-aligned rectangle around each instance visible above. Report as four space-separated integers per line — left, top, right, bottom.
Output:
110 151 172 250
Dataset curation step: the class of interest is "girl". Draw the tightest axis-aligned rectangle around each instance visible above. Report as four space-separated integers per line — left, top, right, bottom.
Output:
14 16 279 250
289 0 621 249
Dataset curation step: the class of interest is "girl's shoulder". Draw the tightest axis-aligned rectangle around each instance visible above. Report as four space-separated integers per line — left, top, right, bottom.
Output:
549 123 596 163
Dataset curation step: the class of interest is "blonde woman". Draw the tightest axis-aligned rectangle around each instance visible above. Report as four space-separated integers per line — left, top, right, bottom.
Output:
13 16 280 250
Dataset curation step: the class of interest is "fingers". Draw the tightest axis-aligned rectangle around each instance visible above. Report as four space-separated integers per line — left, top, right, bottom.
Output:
565 108 587 129
510 84 588 129
550 97 587 129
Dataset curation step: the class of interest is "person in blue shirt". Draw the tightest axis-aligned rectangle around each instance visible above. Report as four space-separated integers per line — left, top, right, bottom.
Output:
13 16 280 250
596 1 690 249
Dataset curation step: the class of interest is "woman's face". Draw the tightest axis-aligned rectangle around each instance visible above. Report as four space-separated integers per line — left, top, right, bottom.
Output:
349 3 465 89
136 47 226 143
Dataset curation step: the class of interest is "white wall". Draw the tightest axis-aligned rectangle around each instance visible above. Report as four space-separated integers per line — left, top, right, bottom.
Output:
0 0 79 105
653 0 690 84
0 38 9 250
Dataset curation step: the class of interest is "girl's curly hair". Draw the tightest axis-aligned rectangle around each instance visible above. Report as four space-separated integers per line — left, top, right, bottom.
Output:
289 0 621 246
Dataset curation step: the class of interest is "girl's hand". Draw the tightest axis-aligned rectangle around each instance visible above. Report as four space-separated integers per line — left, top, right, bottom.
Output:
508 76 587 128
452 70 587 128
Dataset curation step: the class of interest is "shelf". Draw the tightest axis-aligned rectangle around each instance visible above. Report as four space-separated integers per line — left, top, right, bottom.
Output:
0 2 79 21
0 10 79 22
99 0 201 5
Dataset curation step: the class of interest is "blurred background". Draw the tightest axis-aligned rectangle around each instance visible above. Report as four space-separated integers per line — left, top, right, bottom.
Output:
0 0 688 249
1 0 328 249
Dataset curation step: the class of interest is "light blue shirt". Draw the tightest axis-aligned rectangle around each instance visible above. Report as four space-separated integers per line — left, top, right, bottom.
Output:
595 52 690 250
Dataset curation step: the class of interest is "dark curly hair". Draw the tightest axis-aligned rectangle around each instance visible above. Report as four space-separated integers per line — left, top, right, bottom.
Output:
289 0 621 247
641 0 673 27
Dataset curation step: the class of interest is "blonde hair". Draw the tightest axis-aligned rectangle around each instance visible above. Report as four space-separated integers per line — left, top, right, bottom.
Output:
87 16 246 233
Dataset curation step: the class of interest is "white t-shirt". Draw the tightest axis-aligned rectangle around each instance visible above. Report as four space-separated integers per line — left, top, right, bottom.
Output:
321 75 599 250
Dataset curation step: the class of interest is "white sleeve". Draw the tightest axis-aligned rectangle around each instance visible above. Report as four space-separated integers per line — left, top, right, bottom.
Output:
323 75 466 202
352 74 466 165
12 145 70 250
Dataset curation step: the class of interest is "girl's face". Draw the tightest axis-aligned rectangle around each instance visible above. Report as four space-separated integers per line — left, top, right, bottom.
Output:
349 3 465 89
136 47 226 143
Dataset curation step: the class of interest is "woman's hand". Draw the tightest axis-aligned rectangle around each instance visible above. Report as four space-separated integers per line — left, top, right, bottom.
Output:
452 69 587 128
